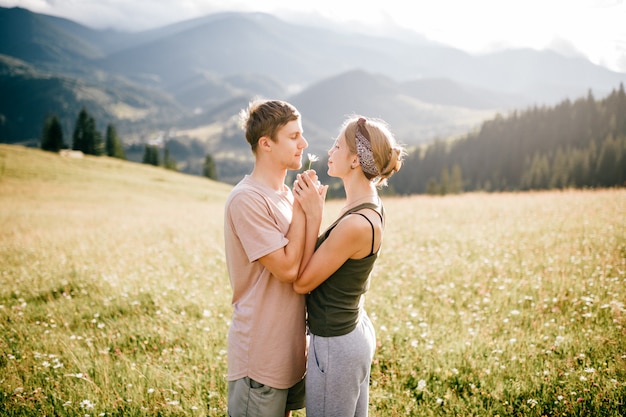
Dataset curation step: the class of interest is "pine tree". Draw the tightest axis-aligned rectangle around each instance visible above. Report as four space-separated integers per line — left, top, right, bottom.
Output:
550 148 569 189
426 178 440 195
87 116 104 156
449 164 463 194
596 135 619 186
163 145 177 171
203 154 218 180
105 124 125 159
568 148 591 188
525 153 550 190
142 145 160 166
72 108 89 153
72 107 103 156
41 114 64 152
439 167 450 195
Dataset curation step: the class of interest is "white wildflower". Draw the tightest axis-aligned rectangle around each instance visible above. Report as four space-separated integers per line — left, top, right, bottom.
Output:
307 153 319 170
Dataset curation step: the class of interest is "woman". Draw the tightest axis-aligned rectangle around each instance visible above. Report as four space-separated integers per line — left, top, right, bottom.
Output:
292 116 405 416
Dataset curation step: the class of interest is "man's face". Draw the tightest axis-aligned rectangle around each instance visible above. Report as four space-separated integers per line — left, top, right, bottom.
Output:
271 119 308 171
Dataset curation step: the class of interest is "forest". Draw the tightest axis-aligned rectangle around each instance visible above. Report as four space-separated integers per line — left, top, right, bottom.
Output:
388 83 626 195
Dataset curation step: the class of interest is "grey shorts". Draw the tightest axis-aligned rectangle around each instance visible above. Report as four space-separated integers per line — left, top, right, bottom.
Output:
228 376 305 416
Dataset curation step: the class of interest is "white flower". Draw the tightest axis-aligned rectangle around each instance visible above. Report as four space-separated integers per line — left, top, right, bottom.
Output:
307 153 319 169
79 399 95 409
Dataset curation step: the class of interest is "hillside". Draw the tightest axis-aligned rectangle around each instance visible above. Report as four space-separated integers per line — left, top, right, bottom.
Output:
0 55 184 143
0 144 232 205
392 84 626 194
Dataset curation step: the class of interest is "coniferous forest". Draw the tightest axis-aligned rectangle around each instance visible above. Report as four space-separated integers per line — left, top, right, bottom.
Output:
390 83 626 194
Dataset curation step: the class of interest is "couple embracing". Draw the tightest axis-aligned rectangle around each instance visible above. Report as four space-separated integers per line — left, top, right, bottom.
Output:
224 99 405 417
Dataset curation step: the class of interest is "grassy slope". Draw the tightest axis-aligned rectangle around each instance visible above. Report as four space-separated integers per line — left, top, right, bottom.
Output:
0 144 236 415
0 144 625 416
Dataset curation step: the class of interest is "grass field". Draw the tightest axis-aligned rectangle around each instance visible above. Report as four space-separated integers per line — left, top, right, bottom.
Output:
1 144 625 416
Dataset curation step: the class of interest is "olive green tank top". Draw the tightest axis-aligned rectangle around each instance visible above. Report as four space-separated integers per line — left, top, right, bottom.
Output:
306 201 384 337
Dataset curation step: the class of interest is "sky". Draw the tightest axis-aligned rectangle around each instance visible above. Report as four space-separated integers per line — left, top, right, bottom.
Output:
2 0 625 73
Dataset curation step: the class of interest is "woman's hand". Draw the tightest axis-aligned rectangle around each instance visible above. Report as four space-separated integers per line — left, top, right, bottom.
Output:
293 170 327 217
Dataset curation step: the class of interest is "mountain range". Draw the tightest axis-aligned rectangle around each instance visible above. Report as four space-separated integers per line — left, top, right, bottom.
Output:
1 5 625 179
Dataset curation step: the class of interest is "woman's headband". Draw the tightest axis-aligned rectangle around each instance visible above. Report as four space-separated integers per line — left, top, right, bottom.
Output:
355 118 379 176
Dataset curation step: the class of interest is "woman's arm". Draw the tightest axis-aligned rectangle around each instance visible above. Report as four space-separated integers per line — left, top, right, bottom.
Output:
257 171 325 283
293 213 374 294
294 171 328 275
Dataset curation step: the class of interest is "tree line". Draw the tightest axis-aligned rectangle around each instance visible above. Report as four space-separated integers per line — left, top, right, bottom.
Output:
390 83 626 194
40 107 218 180
40 83 626 194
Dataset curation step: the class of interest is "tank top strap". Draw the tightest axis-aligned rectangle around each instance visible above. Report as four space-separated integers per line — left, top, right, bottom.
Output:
350 212 376 255
345 201 384 256
322 201 385 242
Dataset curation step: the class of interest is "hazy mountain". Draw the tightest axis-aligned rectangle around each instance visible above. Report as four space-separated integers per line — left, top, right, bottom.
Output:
290 70 498 154
400 78 525 110
1 5 625 155
96 10 625 108
0 7 105 67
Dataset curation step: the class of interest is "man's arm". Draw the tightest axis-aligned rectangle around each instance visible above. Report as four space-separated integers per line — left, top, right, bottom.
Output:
258 202 307 283
258 171 326 283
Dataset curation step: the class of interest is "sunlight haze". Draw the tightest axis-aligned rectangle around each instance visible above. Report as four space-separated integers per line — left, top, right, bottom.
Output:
1 0 625 72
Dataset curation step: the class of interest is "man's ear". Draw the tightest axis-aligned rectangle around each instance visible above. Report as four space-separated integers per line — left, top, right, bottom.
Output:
258 136 272 152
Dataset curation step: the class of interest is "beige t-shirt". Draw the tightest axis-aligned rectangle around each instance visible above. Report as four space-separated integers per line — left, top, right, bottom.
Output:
223 175 306 389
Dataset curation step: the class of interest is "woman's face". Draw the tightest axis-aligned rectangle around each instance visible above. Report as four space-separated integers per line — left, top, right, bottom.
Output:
327 131 354 178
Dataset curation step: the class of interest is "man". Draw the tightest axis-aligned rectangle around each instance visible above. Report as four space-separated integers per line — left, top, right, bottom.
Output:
223 99 326 416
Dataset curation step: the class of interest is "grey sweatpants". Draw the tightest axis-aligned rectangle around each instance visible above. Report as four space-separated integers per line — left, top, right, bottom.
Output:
306 313 376 417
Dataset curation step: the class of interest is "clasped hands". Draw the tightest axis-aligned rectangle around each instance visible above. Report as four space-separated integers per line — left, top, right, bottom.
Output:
293 170 328 214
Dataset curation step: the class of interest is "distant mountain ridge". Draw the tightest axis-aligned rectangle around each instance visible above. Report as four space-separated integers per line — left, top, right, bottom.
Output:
1 5 625 159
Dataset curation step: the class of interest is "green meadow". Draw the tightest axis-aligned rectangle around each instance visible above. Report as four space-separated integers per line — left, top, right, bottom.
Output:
1 144 624 416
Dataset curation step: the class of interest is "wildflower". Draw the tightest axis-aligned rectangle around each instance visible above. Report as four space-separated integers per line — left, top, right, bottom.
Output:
79 399 95 409
417 379 427 391
307 153 319 170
